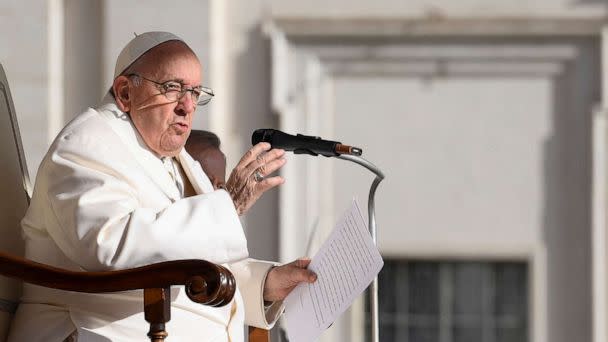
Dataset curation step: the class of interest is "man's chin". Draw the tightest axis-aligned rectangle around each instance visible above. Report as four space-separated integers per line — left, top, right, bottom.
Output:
159 140 187 157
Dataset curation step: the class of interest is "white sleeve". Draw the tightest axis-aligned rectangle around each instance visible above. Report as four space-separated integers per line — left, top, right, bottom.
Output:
37 131 248 271
230 258 284 329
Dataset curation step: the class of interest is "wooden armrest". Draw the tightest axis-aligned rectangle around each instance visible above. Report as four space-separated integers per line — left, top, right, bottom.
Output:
0 251 235 307
249 326 271 342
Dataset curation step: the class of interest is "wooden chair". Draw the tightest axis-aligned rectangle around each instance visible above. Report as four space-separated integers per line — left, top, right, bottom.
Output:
0 64 238 342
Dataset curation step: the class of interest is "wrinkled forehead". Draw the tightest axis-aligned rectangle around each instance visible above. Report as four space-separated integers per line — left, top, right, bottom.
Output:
133 41 202 83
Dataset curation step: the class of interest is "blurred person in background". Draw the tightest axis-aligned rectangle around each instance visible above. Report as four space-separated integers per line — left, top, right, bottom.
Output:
185 129 226 190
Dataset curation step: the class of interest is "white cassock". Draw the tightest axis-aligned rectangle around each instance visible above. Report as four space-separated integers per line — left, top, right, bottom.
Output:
8 94 282 341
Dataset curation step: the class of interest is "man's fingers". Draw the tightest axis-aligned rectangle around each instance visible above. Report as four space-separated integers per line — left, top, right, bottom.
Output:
244 148 285 176
237 142 271 166
293 258 312 268
227 144 287 216
255 158 286 178
255 176 285 194
290 258 315 283
294 268 317 283
263 260 318 301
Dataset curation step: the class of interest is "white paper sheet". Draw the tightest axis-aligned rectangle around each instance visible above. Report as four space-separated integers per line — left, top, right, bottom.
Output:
284 199 384 342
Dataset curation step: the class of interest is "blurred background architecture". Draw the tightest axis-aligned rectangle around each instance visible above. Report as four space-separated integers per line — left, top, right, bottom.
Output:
1 0 608 341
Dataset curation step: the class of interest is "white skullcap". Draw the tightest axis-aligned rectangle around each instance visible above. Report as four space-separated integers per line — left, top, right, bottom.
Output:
113 31 185 79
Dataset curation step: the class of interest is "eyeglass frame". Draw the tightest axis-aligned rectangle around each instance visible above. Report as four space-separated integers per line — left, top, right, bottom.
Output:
127 73 214 106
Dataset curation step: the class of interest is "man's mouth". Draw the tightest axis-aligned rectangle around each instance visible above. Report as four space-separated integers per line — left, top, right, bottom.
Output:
172 122 189 133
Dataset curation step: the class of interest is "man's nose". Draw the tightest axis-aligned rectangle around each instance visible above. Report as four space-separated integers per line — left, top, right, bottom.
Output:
175 91 195 115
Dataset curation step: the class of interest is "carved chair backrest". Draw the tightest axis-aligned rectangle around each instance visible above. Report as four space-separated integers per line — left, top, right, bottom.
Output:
0 64 32 340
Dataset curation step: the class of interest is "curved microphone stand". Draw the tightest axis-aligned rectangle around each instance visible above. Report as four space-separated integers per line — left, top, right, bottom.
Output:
336 154 385 342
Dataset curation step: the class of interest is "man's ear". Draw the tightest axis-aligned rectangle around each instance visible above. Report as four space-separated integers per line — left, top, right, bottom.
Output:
113 76 131 112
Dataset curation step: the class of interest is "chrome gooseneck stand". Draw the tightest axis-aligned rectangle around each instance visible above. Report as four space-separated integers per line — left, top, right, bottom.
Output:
336 154 385 342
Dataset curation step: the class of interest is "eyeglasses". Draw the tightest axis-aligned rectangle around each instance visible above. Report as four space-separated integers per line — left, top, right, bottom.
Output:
128 73 214 106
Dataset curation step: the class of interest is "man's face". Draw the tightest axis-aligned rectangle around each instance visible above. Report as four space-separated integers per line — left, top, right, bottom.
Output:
127 45 202 157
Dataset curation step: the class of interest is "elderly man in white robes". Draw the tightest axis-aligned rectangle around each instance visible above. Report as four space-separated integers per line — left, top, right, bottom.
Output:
8 32 316 342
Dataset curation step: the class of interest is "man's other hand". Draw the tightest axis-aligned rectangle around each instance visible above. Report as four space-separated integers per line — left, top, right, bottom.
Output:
263 258 317 302
225 142 285 215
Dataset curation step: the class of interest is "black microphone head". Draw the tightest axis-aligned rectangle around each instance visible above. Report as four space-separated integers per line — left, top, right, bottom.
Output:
251 129 276 145
251 128 342 156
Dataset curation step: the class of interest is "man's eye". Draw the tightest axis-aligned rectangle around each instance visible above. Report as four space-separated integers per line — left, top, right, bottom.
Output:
191 89 202 99
163 82 182 92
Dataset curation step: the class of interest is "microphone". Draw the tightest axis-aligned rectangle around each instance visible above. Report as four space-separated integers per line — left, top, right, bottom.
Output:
251 129 362 157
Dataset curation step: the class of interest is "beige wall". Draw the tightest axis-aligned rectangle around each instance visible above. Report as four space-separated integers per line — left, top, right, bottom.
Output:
0 0 52 179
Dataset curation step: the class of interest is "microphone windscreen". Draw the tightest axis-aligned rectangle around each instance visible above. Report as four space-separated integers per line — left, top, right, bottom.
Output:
251 129 274 146
251 129 264 145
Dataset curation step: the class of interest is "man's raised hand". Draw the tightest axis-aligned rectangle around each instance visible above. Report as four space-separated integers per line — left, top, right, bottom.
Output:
225 142 286 215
